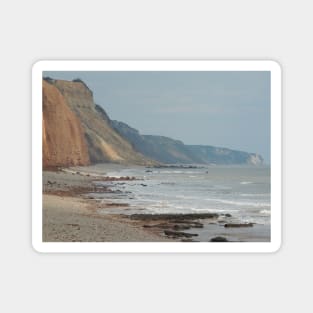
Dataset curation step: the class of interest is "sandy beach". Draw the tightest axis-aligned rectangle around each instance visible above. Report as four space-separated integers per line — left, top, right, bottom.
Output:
43 169 170 242
43 165 270 242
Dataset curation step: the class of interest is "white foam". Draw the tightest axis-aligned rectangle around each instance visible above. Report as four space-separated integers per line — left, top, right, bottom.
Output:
240 181 253 185
205 198 270 208
259 209 271 215
240 193 267 197
191 208 239 213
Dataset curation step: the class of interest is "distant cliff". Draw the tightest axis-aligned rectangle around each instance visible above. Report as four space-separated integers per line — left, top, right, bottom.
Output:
42 78 155 168
42 80 90 168
111 120 264 165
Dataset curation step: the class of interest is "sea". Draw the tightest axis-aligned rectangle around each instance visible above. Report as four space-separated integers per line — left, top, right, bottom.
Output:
90 164 271 229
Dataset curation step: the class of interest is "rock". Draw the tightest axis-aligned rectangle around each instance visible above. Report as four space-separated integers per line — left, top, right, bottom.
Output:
106 203 129 207
164 230 198 238
143 223 171 229
140 184 147 187
224 223 253 228
173 224 191 230
171 220 203 228
210 236 228 242
130 213 218 221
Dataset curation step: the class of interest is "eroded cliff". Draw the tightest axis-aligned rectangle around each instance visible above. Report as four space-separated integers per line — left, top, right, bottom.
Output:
42 80 90 168
52 79 154 165
42 77 263 168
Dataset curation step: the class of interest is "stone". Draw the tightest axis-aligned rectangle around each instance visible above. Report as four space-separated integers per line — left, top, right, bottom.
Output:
164 230 198 238
210 236 228 242
224 223 253 228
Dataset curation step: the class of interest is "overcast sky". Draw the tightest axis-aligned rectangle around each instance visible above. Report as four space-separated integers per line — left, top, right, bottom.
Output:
43 71 271 163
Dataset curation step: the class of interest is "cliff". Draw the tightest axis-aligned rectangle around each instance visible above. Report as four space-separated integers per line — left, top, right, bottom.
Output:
186 145 264 165
50 79 154 165
42 77 263 168
111 120 264 165
42 80 90 168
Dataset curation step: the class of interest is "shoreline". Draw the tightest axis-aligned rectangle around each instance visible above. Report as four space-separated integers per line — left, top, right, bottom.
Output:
43 168 171 242
42 164 270 242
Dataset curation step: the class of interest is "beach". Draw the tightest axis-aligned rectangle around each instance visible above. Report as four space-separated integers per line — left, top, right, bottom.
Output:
43 164 270 242
43 169 170 242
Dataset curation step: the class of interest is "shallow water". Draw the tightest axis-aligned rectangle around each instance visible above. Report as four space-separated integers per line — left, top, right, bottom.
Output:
93 165 270 225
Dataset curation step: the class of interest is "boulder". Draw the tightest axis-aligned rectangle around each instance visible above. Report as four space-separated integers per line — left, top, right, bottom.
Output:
224 223 253 228
210 236 228 242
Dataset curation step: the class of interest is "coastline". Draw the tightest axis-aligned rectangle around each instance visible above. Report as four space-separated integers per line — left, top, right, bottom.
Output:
43 164 270 242
43 169 171 242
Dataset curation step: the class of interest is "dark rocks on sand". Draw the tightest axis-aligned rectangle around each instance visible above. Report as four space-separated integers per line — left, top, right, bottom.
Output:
143 223 173 229
210 236 228 242
164 230 198 238
220 213 232 218
106 203 129 207
131 214 211 239
224 223 254 228
173 224 192 230
129 213 218 221
172 220 203 227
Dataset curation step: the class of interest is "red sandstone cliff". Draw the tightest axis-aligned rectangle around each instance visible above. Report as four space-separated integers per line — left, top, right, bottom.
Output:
53 79 154 165
42 80 90 168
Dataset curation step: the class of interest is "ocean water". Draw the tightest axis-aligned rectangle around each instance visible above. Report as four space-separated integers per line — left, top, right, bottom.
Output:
93 165 271 226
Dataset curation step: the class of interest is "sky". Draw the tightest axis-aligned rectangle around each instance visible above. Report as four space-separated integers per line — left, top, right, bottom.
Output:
43 71 271 163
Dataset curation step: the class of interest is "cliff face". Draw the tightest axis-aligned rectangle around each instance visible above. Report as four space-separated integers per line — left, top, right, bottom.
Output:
111 120 196 163
111 120 264 165
42 77 263 168
186 145 264 165
52 79 154 165
42 80 90 168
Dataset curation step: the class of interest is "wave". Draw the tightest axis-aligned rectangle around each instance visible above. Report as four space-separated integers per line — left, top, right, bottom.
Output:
240 181 253 185
191 208 239 213
205 198 270 208
259 209 271 215
159 170 198 174
240 193 268 197
175 194 197 200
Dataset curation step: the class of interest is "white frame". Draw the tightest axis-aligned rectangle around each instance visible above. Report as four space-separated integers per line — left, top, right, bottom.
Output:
32 60 282 253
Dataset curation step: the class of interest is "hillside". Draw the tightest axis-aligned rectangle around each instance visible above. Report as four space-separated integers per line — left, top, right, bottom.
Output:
42 77 263 168
44 78 155 166
111 120 264 165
